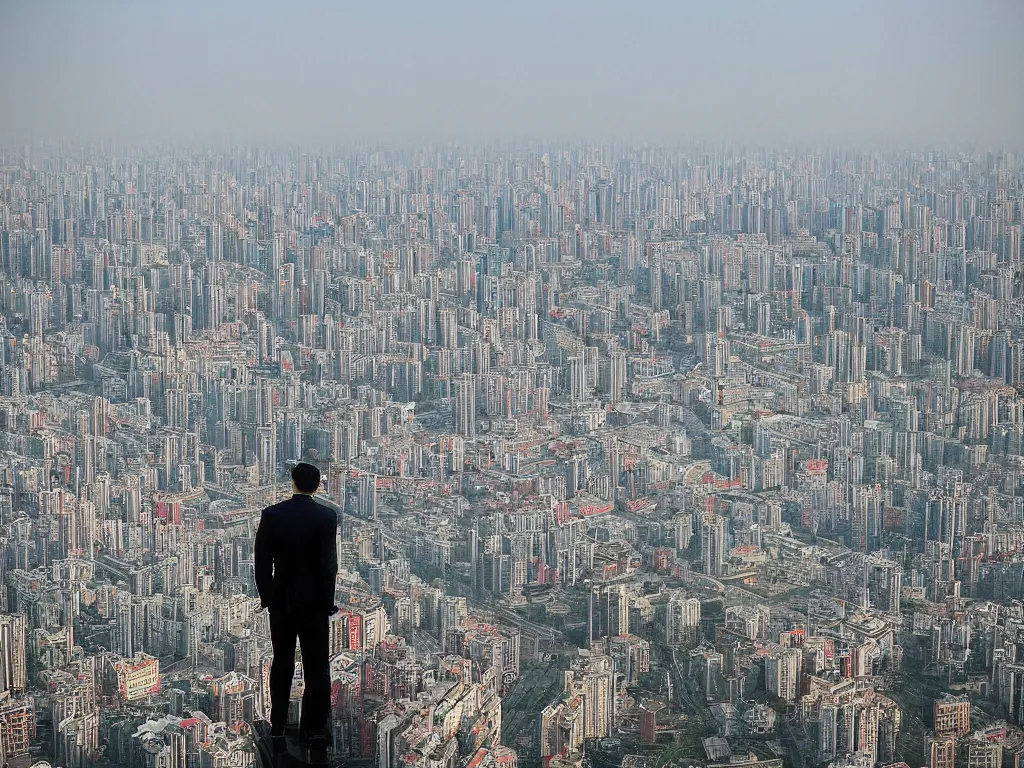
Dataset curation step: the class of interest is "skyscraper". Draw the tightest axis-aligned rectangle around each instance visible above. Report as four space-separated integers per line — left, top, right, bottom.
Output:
609 350 627 404
666 594 701 645
569 356 587 402
589 583 629 644
765 647 802 702
0 614 27 694
700 513 729 578
454 374 477 439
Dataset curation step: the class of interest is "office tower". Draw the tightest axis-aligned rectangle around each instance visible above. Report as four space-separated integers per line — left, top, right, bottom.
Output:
934 695 971 737
439 596 469 654
666 594 701 645
649 255 662 312
850 485 884 553
765 647 802 702
497 183 516 239
639 703 663 745
454 374 476 438
582 663 613 740
700 513 729 578
866 557 903 614
539 705 564 760
0 695 36 763
756 300 771 336
928 735 957 768
439 308 458 349
589 583 629 643
965 737 1003 768
345 471 378 520
568 355 587 401
476 250 489 315
109 653 161 701
0 614 26 694
609 350 626 404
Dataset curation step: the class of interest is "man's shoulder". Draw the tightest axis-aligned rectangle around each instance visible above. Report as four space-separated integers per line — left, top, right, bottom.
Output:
262 500 288 517
312 498 339 524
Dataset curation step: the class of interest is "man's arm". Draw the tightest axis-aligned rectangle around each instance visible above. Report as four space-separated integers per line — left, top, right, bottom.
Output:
254 509 273 609
319 511 339 612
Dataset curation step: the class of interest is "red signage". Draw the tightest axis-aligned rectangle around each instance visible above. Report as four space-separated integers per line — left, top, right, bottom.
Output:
348 614 362 650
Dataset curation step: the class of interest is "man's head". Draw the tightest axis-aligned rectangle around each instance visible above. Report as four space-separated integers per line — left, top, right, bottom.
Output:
291 462 321 495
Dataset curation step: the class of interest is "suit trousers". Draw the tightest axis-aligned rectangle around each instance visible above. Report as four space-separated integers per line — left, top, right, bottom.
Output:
268 609 331 734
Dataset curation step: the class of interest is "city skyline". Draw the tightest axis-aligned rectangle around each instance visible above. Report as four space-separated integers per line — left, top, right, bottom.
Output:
0 138 1022 768
2 3 1024 768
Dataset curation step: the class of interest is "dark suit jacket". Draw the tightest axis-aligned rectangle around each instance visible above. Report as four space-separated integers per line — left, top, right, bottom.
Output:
254 494 339 616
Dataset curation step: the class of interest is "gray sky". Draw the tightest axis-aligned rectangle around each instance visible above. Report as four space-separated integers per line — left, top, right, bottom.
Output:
2 0 1022 146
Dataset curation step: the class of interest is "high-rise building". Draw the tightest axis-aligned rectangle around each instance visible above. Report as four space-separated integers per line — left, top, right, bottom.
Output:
589 583 629 643
609 350 627 404
107 653 160 702
765 646 803 702
344 471 378 520
568 355 587 401
454 374 477 438
0 693 35 763
934 695 971 737
666 594 701 645
700 513 729 578
0 614 27 695
439 596 469 654
639 702 665 745
928 734 957 768
965 736 1003 768
649 256 662 313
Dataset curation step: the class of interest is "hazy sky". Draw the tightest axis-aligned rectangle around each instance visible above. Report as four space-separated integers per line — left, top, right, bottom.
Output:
2 0 1022 146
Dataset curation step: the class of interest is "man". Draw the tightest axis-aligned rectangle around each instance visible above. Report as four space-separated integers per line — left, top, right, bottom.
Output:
255 462 338 752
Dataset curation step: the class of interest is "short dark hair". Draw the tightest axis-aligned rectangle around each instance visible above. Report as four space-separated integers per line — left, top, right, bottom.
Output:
291 463 321 494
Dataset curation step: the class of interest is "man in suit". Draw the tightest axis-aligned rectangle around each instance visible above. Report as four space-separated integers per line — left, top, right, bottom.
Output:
255 462 338 751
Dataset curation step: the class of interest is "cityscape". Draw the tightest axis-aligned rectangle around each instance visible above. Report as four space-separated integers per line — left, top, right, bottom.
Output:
2 4 1024 768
